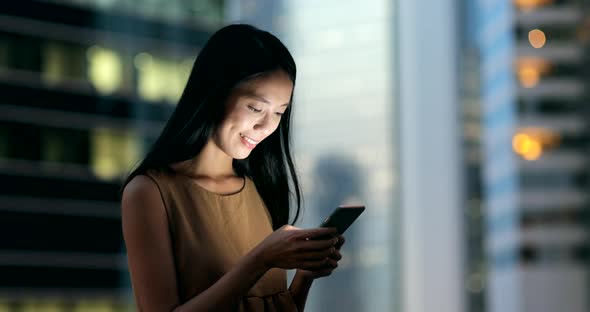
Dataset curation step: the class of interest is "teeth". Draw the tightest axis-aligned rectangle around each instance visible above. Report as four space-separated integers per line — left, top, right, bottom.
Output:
241 134 258 145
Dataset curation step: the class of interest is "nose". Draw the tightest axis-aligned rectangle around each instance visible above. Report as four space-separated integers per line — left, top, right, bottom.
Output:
253 113 278 136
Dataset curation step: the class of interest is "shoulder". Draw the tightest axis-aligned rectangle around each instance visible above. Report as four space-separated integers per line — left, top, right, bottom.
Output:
123 167 176 201
121 174 168 222
123 174 161 202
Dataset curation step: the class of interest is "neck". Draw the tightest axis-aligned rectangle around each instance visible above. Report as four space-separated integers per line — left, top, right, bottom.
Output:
175 139 235 179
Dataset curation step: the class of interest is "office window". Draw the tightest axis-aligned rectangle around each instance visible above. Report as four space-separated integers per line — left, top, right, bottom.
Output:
90 128 141 180
42 41 88 85
134 52 193 104
86 45 124 95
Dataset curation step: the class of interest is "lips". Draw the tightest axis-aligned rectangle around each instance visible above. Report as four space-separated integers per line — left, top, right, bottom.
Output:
240 134 260 149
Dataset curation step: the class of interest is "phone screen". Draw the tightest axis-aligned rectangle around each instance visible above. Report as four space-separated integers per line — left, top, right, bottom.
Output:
320 205 365 234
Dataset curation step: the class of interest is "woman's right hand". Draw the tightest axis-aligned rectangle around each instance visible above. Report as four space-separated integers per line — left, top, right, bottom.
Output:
254 225 339 271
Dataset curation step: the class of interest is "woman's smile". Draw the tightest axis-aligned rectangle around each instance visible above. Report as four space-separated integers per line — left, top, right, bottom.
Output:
240 133 260 149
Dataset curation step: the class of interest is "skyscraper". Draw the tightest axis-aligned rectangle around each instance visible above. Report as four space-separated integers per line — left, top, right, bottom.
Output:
463 1 590 311
0 1 218 309
513 1 589 311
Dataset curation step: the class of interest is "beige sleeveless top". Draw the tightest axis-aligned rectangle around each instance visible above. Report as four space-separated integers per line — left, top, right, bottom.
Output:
145 168 297 311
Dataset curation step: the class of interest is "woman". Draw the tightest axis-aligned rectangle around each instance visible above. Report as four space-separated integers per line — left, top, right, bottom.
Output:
121 24 345 311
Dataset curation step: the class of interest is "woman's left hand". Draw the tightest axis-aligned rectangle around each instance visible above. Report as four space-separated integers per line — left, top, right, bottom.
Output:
297 234 345 279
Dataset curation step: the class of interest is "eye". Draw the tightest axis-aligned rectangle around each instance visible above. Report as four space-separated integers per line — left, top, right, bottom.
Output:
247 105 262 113
275 112 284 117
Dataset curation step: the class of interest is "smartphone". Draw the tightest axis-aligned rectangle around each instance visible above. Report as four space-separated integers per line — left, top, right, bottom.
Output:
319 205 365 235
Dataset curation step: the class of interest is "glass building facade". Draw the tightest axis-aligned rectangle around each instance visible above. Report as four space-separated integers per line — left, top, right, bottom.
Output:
0 1 214 310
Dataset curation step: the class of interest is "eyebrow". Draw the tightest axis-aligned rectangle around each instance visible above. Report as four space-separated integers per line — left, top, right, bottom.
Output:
244 93 290 107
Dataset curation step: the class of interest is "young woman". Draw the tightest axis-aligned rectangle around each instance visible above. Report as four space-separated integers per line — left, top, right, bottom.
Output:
121 24 345 312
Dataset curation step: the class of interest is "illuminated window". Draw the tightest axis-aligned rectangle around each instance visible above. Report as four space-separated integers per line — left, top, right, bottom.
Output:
135 52 193 104
91 128 141 180
43 42 87 85
0 299 132 312
0 299 10 312
87 45 123 95
21 299 63 312
43 43 67 85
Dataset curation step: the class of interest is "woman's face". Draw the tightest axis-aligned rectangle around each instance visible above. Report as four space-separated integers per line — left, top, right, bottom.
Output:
212 69 293 159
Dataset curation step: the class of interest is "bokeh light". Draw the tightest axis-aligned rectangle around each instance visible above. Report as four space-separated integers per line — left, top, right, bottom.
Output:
516 57 551 88
528 29 547 48
515 0 554 11
513 128 561 161
518 66 541 88
87 45 123 95
513 133 542 160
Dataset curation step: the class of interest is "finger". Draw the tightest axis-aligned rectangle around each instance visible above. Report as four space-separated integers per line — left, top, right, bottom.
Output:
299 247 336 260
326 258 338 268
299 257 334 271
298 237 339 251
299 261 326 271
281 224 300 231
299 227 338 240
335 235 346 249
329 250 342 261
320 258 339 269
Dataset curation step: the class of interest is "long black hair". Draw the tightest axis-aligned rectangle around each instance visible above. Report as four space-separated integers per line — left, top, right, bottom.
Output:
122 24 301 229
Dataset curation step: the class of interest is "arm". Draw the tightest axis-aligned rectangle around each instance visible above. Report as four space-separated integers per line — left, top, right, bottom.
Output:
288 270 315 312
122 175 270 312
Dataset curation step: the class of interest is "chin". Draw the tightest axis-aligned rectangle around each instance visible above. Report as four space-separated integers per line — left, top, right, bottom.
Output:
233 154 250 160
231 149 253 160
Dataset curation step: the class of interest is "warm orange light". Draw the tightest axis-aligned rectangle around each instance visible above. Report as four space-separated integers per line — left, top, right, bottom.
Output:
528 29 547 48
516 57 552 88
518 67 540 88
512 133 530 152
513 128 560 161
515 0 554 11
512 133 543 160
523 140 542 160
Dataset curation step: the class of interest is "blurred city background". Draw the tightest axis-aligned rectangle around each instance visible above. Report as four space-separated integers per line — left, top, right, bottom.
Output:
0 0 588 311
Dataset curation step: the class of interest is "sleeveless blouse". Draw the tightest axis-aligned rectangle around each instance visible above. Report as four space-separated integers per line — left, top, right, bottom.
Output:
145 168 298 311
